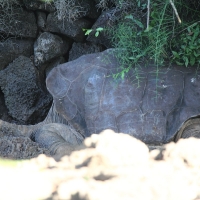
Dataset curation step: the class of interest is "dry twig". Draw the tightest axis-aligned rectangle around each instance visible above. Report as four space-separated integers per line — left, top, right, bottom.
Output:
169 0 181 23
147 0 150 30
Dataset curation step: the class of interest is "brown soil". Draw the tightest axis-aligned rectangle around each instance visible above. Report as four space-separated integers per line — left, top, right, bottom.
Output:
0 129 200 200
0 135 49 159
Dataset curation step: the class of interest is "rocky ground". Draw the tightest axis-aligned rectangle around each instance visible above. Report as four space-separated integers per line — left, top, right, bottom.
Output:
1 129 200 200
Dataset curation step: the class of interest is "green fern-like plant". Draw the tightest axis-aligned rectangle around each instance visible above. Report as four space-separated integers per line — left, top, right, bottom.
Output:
106 0 200 81
110 16 147 80
109 0 175 80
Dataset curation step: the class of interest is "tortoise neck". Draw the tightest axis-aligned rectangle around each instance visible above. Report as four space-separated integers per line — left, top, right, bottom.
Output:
44 102 69 125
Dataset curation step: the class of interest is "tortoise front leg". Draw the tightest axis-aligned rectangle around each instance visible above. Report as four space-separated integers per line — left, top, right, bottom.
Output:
33 123 84 160
181 123 200 139
175 118 200 141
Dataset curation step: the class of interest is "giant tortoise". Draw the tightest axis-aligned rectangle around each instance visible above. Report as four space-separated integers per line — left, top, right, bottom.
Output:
0 49 200 157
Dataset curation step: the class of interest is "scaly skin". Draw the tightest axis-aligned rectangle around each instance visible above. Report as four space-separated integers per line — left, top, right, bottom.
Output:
175 118 200 141
0 103 84 158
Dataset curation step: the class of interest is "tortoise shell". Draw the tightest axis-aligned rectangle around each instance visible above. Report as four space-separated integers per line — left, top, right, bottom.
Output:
46 49 200 144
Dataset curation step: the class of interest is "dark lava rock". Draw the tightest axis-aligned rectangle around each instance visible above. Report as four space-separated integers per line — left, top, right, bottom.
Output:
34 32 69 66
0 7 37 38
46 12 92 42
68 42 104 61
0 38 34 71
0 56 52 124
23 0 56 12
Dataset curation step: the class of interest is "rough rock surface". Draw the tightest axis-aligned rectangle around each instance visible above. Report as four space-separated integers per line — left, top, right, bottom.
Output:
0 7 37 38
0 56 52 124
86 9 118 48
0 135 48 159
1 130 200 200
68 42 104 61
0 38 34 70
34 32 69 66
0 90 12 122
86 0 101 19
36 11 47 31
23 0 56 12
46 12 92 42
53 0 98 22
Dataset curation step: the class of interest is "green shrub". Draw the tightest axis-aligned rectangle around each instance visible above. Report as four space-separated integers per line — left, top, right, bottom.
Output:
110 16 147 79
172 23 200 67
100 0 200 79
108 0 175 79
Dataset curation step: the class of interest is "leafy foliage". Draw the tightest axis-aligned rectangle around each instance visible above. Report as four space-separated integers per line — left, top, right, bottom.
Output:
110 16 147 79
172 23 200 67
97 0 200 79
83 27 104 37
108 0 174 79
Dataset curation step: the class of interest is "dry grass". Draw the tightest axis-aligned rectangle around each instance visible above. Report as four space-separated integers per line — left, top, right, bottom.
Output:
54 0 89 22
0 0 22 41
